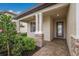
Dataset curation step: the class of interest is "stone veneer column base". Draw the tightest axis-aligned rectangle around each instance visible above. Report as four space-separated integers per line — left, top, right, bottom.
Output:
35 34 44 47
74 39 79 56
71 35 79 56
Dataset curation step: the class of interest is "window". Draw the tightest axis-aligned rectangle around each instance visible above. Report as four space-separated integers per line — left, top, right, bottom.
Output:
30 22 36 32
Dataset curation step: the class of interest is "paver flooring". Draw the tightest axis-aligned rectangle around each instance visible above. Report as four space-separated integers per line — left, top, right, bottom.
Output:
33 39 70 56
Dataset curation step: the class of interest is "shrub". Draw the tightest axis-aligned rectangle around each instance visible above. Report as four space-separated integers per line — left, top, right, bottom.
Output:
0 33 7 52
11 35 36 55
11 34 36 55
0 14 36 56
11 34 24 56
0 14 16 55
22 36 36 51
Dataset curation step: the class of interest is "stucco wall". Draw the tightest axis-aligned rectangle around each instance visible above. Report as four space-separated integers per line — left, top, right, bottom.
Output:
14 20 27 33
26 15 52 41
20 22 27 33
43 15 51 41
26 15 67 41
67 4 76 55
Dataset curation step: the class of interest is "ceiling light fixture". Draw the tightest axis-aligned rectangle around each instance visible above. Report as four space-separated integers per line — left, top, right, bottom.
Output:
57 14 59 16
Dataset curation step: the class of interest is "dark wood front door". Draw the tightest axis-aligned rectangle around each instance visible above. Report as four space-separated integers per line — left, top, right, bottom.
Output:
56 21 64 38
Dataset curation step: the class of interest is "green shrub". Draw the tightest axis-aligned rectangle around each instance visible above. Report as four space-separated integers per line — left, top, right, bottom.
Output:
11 34 24 56
11 44 22 56
22 36 36 51
11 34 36 55
0 14 36 56
0 33 7 52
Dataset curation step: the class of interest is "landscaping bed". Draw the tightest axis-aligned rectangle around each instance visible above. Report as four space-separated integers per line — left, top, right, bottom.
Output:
0 36 38 56
0 46 40 56
0 14 40 56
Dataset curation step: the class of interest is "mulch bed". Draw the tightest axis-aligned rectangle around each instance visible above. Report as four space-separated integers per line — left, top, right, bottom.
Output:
0 50 7 56
0 46 40 56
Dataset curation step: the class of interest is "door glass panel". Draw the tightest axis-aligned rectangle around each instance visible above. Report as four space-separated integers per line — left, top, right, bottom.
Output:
56 22 63 37
58 23 62 36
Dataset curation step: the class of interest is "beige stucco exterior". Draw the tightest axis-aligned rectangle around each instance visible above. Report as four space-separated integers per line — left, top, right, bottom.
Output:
26 14 67 41
43 15 52 41
19 22 27 33
53 17 67 39
17 3 79 55
25 4 69 41
66 4 76 55
43 15 67 41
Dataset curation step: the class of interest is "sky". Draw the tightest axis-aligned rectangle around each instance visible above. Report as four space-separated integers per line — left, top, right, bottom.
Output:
0 3 38 14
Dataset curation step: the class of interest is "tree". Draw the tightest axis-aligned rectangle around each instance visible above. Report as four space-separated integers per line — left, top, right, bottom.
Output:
0 14 16 55
0 14 36 56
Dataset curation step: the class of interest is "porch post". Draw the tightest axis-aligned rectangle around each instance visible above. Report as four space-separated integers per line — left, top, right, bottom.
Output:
35 13 44 47
39 13 43 34
35 14 39 34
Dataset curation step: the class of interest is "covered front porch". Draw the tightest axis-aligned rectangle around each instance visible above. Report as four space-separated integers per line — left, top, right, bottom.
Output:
20 3 69 47
17 3 79 55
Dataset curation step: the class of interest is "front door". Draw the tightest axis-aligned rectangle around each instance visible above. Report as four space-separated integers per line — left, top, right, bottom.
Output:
56 21 64 38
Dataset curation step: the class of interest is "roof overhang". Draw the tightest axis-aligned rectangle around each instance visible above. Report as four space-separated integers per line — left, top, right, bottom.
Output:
16 3 69 21
15 3 57 19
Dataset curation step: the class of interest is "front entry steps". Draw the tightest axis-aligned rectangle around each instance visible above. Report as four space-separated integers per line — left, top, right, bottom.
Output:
33 39 70 56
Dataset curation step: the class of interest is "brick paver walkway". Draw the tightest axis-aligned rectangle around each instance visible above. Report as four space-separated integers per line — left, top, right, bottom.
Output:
33 39 70 56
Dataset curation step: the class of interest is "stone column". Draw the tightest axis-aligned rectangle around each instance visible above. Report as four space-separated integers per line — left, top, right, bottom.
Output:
35 13 44 47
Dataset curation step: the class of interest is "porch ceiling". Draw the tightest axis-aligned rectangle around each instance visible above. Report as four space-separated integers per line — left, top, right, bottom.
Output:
20 4 69 22
43 4 69 18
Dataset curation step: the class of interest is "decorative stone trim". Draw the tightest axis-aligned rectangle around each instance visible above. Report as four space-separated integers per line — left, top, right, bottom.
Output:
35 34 44 47
75 40 79 48
74 39 79 56
71 35 79 56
